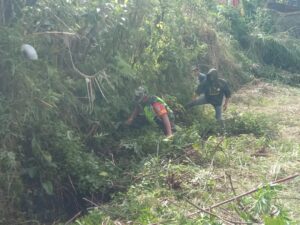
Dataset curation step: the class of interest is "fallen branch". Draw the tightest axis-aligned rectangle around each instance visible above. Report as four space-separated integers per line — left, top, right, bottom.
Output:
68 175 78 194
35 97 57 108
209 173 299 210
226 173 262 223
185 198 255 225
64 211 82 225
83 197 100 208
33 31 78 36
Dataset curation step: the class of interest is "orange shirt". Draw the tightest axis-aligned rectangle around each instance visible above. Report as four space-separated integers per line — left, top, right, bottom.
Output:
152 102 168 117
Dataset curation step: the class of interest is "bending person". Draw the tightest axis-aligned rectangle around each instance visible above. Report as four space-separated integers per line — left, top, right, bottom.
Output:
126 86 174 138
186 68 231 121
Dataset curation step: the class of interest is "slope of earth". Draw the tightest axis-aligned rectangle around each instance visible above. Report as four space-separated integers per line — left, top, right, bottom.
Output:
230 80 300 222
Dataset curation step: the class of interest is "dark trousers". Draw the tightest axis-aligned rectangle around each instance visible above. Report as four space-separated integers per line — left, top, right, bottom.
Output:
186 95 223 121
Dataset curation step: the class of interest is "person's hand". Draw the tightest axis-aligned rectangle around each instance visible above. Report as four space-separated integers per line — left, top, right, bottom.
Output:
125 118 133 125
223 103 228 111
163 134 174 142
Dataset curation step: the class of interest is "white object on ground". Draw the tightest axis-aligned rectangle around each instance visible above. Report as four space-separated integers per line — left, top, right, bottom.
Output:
21 44 38 60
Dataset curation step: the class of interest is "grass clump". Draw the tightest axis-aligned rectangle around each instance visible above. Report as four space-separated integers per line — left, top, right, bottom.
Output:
224 110 278 138
69 115 296 225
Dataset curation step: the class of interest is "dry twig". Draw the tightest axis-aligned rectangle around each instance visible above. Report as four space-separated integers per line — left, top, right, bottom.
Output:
185 198 255 225
188 173 299 219
64 211 82 225
208 173 299 210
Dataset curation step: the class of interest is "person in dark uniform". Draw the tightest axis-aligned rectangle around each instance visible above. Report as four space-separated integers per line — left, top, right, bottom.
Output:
186 68 231 121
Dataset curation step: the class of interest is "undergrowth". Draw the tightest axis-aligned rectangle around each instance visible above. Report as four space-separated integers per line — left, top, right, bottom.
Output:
69 110 297 225
1 1 300 224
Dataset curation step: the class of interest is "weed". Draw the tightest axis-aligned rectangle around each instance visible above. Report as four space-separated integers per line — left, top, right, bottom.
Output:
225 110 278 138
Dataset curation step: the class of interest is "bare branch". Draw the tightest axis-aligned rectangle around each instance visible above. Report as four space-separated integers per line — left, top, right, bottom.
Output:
33 31 79 36
83 197 100 208
185 198 256 225
64 211 82 225
209 173 299 210
95 77 108 103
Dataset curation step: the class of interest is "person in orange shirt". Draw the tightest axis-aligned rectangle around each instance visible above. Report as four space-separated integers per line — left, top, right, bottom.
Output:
126 86 174 138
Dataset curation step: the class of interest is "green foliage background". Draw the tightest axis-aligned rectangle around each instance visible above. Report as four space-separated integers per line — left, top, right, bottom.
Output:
0 0 299 224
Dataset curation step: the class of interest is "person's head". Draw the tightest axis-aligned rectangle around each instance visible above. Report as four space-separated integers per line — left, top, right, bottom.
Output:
191 65 200 77
134 86 148 103
206 68 218 83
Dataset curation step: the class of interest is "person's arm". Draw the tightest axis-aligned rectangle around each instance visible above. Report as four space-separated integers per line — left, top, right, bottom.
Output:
160 114 172 137
125 106 139 125
222 81 232 111
196 82 206 96
152 102 172 137
223 97 230 111
198 73 207 83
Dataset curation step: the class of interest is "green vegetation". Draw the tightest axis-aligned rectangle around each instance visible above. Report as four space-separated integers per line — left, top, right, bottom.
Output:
0 0 299 224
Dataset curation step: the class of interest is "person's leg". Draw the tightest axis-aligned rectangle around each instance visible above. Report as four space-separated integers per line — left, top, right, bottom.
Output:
214 105 226 134
186 95 207 108
214 105 222 121
154 117 168 135
167 112 176 132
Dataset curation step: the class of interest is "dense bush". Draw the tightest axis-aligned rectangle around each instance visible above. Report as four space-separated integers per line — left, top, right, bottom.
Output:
251 35 300 72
